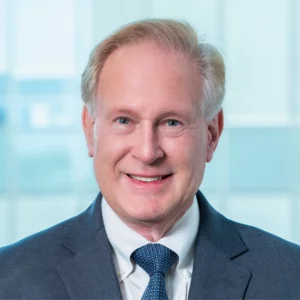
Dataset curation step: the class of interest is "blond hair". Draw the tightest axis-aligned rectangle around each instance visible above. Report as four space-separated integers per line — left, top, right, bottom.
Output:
81 19 225 121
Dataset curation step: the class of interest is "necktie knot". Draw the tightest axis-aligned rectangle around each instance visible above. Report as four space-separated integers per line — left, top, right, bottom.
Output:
131 243 178 276
131 243 178 299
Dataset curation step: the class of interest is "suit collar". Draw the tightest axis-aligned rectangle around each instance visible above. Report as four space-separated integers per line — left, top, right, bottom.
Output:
195 190 248 259
57 191 251 299
60 193 104 254
60 191 248 257
188 191 251 299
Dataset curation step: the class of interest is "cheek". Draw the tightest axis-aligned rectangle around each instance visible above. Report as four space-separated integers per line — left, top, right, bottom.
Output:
171 134 207 167
94 131 131 170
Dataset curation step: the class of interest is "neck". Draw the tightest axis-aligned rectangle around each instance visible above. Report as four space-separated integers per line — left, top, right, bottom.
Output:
126 221 173 242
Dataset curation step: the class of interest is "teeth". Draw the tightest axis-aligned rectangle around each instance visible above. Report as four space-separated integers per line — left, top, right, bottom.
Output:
129 175 163 182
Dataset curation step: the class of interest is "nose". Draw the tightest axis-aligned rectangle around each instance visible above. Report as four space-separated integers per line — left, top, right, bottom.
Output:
131 123 165 165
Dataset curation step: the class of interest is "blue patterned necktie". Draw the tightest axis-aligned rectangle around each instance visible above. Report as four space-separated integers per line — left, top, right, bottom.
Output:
131 243 178 300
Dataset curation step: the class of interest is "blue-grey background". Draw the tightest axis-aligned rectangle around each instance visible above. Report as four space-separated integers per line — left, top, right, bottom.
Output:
0 0 299 246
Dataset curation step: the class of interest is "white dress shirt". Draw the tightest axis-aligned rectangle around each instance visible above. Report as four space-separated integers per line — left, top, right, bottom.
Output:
102 196 200 300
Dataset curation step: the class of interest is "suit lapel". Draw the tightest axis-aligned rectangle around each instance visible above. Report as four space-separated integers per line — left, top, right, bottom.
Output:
189 191 252 299
56 193 122 299
189 236 251 299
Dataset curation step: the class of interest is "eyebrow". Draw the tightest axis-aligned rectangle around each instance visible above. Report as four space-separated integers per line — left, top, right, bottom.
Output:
157 110 193 120
106 108 140 119
107 107 193 119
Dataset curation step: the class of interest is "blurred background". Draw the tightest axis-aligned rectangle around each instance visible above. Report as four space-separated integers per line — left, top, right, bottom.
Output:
0 0 299 246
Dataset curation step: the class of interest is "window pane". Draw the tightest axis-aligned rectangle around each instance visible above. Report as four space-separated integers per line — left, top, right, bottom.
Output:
0 0 6 72
14 0 76 77
225 0 289 119
229 127 291 190
226 194 293 242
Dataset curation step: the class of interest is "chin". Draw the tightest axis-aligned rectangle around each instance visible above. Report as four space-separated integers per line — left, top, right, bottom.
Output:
129 214 167 225
123 203 168 222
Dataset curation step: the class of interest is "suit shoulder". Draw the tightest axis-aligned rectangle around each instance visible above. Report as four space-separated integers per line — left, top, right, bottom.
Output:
0 212 82 267
233 221 300 266
225 220 300 297
0 198 101 298
235 221 300 249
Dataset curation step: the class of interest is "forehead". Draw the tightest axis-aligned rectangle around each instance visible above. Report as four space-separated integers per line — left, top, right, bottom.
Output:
97 41 202 107
105 41 191 69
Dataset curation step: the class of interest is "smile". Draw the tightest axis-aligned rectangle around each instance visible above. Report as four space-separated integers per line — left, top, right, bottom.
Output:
127 174 171 182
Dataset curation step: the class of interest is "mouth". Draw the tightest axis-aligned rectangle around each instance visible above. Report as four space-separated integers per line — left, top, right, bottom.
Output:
127 174 172 183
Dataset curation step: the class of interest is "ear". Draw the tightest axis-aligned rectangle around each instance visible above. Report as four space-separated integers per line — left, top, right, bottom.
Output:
206 109 224 162
82 106 95 157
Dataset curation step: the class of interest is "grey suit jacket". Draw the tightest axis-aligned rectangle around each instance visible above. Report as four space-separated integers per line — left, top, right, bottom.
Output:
0 191 300 299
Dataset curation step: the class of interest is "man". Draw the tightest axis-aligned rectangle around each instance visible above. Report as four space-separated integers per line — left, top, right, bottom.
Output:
0 19 299 300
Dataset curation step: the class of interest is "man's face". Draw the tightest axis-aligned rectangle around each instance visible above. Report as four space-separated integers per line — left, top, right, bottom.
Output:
83 42 223 227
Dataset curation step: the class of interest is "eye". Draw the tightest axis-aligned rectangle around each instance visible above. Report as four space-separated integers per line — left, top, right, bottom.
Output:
165 119 181 126
116 117 130 125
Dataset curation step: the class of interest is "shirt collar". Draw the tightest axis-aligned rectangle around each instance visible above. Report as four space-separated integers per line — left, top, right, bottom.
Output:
102 196 200 281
